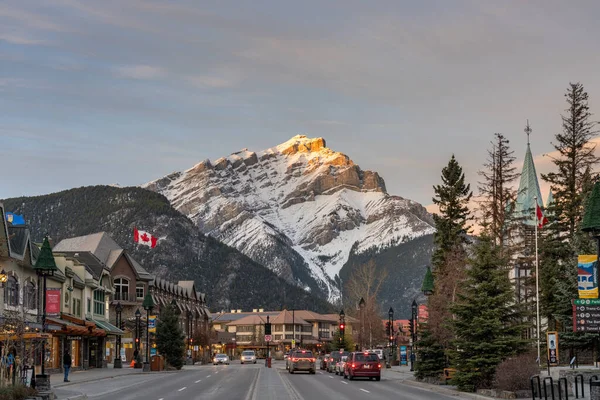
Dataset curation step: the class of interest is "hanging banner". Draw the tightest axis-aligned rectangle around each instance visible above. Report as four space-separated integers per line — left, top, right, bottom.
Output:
148 315 157 333
578 255 598 298
46 288 61 315
400 346 407 365
547 331 559 365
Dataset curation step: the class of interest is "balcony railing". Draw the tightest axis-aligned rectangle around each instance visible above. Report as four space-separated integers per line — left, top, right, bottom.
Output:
112 292 133 302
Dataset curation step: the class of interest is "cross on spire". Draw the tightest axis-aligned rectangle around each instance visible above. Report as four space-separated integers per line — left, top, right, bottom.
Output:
525 119 532 145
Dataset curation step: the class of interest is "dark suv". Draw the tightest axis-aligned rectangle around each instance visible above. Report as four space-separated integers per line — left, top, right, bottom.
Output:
327 350 349 373
344 351 381 381
288 350 316 374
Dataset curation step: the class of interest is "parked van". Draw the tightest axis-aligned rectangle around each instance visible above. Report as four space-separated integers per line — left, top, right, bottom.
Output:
368 349 383 360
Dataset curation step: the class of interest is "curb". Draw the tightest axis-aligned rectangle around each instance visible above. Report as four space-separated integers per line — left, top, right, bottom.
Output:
398 376 494 400
52 370 177 388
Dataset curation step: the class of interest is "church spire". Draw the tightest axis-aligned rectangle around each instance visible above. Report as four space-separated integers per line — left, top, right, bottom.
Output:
515 120 544 225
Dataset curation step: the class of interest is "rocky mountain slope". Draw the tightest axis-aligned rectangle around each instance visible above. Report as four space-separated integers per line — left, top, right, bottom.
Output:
144 135 435 303
2 186 333 313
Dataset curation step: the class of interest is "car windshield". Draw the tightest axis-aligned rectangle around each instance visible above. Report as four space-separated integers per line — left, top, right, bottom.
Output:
242 351 255 356
354 353 379 362
217 354 227 357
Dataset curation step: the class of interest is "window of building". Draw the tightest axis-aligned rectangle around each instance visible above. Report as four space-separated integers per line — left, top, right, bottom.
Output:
24 281 36 310
113 278 129 301
73 298 81 317
4 276 18 306
274 334 283 341
93 290 105 316
301 325 312 333
87 298 91 313
274 324 283 332
136 283 145 300
238 325 254 332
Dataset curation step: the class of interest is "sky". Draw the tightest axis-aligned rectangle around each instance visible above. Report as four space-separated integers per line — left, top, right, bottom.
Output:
1 0 600 207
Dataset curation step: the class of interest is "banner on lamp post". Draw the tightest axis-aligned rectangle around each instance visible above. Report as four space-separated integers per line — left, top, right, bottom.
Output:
148 315 157 333
46 288 61 316
578 255 598 299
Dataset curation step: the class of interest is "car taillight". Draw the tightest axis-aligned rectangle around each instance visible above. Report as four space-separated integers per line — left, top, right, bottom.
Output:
292 358 298 362
378 364 382 369
311 358 316 362
351 364 356 369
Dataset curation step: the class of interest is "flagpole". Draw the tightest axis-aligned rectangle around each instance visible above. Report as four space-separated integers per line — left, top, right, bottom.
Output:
534 196 541 366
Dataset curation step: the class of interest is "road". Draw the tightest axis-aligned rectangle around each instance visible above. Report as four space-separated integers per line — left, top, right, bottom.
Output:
58 361 463 400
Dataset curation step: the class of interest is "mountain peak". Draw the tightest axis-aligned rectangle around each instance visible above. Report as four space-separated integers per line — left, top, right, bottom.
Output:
275 135 327 155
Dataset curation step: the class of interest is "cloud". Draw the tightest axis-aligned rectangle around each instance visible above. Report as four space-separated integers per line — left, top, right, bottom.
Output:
113 65 165 80
0 4 69 32
187 76 238 89
0 33 48 45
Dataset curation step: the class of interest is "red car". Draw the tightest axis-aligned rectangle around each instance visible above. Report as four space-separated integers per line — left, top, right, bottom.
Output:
344 351 381 381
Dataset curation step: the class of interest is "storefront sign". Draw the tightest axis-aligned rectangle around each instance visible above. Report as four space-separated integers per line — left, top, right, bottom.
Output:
150 348 157 356
66 336 82 341
148 315 157 333
46 288 61 315
400 346 407 365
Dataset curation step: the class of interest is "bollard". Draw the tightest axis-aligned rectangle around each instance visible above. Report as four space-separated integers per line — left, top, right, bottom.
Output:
574 374 584 399
544 376 556 400
557 377 568 400
591 380 600 400
531 375 543 400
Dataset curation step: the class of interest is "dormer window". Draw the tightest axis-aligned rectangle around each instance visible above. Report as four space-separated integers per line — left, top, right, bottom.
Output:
114 278 129 301
136 283 145 300
4 276 18 307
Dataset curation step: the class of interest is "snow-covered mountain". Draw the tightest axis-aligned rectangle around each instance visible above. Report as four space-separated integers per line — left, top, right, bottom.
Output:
144 135 435 302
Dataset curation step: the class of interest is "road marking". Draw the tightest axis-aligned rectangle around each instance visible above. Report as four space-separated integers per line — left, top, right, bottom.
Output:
195 379 202 383
178 387 187 391
341 381 348 385
206 375 211 378
215 371 219 374
360 388 370 393
329 376 334 379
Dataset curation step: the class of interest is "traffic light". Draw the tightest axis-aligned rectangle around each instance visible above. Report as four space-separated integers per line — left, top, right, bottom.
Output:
135 337 140 345
339 323 345 337
265 322 272 335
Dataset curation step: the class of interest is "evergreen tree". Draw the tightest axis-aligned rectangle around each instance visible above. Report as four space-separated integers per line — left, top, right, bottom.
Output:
156 304 186 370
478 133 518 249
450 235 528 392
429 156 472 346
540 82 599 338
414 323 446 381
331 329 355 352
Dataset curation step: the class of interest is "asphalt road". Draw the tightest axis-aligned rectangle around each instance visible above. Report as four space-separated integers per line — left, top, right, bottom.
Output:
58 361 462 400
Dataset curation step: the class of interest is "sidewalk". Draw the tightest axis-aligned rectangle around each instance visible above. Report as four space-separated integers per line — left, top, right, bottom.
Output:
52 363 145 388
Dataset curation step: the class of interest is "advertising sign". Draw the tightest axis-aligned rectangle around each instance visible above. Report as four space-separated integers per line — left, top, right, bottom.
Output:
46 288 61 315
400 346 407 365
578 255 598 298
547 331 559 365
148 315 157 333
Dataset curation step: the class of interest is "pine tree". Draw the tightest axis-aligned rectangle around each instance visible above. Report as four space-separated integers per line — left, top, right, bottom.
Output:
540 82 599 338
450 235 528 392
478 133 518 249
414 323 446 381
156 304 186 370
331 329 355 352
429 156 472 346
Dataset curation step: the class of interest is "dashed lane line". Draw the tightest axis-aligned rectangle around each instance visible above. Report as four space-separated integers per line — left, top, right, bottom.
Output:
341 381 348 385
206 375 211 378
178 387 187 392
195 380 202 383
328 376 334 379
360 389 370 393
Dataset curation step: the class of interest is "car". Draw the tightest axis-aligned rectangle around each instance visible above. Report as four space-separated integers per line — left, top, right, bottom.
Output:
320 353 330 370
344 351 381 381
335 355 348 375
213 353 230 365
368 349 383 360
327 351 349 373
288 349 316 374
240 350 257 364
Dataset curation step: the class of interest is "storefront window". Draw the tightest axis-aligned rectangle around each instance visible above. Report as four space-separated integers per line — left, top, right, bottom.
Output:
71 340 80 367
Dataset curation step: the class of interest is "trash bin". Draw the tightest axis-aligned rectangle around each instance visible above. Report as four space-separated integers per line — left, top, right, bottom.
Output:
591 380 600 400
267 357 272 368
151 355 164 371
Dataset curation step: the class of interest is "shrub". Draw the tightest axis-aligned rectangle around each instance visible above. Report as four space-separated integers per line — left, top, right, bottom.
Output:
493 352 540 392
0 385 38 400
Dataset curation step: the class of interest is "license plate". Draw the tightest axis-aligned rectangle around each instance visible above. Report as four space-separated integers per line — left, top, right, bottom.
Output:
364 365 371 369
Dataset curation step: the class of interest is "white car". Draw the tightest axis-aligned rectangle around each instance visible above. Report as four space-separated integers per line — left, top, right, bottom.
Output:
335 355 348 375
213 353 230 365
368 349 383 360
241 350 257 364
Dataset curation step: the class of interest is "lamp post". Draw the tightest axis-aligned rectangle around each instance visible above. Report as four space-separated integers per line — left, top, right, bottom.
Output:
142 294 155 372
339 309 345 348
135 308 141 368
187 310 193 362
410 300 418 372
358 297 365 351
33 236 58 391
113 302 123 368
388 307 394 368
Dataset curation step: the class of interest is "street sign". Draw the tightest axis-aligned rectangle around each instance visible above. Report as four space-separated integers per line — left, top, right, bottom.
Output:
265 334 272 342
572 299 600 331
291 339 296 347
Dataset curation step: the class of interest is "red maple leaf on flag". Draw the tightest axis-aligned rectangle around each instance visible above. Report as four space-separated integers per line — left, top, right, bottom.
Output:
140 233 150 242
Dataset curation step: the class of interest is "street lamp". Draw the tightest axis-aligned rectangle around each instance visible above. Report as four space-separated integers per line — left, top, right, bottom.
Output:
142 294 155 372
339 309 345 347
387 307 394 367
358 298 365 351
33 236 58 390
114 302 123 368
135 308 142 368
410 300 418 372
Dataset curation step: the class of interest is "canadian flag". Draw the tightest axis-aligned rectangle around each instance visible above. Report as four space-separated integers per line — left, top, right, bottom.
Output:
134 227 158 248
536 203 548 229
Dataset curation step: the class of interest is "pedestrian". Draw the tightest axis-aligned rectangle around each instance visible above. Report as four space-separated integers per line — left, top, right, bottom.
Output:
63 351 72 382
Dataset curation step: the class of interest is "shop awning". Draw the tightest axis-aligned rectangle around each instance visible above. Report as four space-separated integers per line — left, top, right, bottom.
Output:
91 319 124 336
46 317 89 335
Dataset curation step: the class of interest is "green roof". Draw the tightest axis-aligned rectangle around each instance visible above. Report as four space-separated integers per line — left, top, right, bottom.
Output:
33 236 58 274
421 266 434 295
514 143 543 225
142 293 155 310
582 181 600 233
